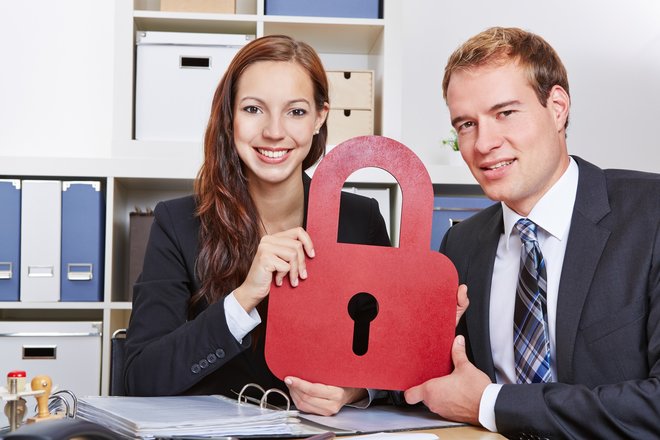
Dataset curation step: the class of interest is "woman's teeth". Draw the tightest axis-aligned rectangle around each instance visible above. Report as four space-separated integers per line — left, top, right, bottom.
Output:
258 149 287 159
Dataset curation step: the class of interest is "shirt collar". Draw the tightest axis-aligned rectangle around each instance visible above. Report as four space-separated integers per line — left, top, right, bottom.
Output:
502 157 579 248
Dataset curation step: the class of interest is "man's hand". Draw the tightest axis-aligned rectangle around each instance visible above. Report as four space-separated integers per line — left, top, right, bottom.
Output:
456 284 469 326
284 376 367 416
404 335 491 425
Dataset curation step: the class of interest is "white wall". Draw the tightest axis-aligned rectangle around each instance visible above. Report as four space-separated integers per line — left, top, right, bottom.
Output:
1 1 658 175
399 0 660 173
0 0 115 159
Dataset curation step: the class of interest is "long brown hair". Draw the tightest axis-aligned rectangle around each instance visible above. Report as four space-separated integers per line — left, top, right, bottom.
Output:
190 35 329 317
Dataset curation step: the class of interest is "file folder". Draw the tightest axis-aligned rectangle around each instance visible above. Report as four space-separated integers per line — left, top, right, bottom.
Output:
0 179 21 301
61 181 105 301
20 180 61 302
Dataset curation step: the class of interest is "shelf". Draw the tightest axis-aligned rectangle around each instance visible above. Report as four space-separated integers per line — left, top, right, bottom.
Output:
264 21 383 54
0 156 201 180
134 11 258 35
0 302 107 310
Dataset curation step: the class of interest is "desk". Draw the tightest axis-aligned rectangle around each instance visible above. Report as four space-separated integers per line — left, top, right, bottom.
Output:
415 426 504 439
343 426 504 439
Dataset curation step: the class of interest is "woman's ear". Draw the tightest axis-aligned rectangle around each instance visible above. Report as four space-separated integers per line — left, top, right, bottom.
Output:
548 85 570 131
315 101 330 131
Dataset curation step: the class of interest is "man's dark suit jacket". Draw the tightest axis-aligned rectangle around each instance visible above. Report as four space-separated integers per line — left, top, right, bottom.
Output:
124 174 390 399
442 157 659 439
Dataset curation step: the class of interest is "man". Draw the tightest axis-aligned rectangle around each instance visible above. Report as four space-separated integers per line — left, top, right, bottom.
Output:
405 27 659 438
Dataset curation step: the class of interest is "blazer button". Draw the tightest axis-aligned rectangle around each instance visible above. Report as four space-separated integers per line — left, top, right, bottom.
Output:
199 359 209 369
191 363 201 374
207 353 217 363
215 348 226 359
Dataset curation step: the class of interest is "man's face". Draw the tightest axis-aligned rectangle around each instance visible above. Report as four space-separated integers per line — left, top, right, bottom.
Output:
446 61 570 216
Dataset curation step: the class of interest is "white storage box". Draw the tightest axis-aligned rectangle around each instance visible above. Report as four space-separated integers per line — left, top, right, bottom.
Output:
135 32 253 142
0 321 102 397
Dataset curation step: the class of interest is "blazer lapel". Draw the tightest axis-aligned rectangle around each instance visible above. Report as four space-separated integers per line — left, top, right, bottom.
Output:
555 157 611 382
465 207 503 381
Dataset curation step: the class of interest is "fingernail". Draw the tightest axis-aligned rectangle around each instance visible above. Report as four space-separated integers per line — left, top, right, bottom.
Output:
292 278 298 287
301 269 308 279
309 248 316 258
457 335 465 346
284 377 293 385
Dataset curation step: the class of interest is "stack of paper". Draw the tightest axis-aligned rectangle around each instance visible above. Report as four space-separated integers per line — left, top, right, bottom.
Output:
77 395 319 439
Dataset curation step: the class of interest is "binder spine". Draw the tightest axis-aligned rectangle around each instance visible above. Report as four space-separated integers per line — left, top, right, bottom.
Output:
0 180 21 301
20 180 62 302
60 181 105 302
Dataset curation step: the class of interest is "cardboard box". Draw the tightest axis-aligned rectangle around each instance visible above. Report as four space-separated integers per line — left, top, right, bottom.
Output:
327 109 374 145
135 31 252 142
327 71 373 110
160 0 235 14
265 0 381 19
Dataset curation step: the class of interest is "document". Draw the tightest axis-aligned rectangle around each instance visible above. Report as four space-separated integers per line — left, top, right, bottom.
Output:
77 395 461 439
77 395 327 439
302 404 463 433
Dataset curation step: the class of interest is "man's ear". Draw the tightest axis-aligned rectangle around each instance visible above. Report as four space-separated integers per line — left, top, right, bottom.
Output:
548 85 570 131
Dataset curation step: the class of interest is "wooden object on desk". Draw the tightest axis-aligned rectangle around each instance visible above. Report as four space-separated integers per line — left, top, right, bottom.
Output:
25 375 64 423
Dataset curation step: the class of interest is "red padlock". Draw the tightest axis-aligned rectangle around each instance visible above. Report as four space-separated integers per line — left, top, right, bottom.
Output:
265 136 458 390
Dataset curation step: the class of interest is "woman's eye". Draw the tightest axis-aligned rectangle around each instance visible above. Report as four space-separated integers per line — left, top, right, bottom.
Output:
243 105 261 114
290 108 307 117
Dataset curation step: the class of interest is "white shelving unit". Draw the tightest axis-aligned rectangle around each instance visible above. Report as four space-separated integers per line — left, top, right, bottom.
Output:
0 0 475 396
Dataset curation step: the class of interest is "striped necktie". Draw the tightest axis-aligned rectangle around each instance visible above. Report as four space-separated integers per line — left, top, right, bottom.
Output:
513 218 552 384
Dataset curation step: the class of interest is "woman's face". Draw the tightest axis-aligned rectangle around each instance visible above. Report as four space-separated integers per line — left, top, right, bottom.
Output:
233 60 328 187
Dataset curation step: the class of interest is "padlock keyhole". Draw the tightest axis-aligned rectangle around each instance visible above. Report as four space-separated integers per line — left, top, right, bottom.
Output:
347 292 379 356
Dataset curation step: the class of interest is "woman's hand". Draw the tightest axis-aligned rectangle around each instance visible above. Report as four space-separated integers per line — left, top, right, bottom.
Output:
234 227 315 312
284 376 367 416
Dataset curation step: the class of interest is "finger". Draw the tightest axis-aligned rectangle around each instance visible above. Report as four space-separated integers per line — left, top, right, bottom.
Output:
279 227 315 259
284 376 332 398
285 377 339 416
456 284 469 326
403 384 424 405
451 335 469 367
261 236 305 285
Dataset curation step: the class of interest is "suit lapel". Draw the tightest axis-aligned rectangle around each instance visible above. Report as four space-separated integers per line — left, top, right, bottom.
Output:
466 207 503 381
555 157 611 382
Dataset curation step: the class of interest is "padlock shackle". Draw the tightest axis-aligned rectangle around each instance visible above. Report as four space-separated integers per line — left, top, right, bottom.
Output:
308 136 434 249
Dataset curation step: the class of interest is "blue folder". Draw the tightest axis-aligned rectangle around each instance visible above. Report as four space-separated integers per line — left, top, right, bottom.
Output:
431 196 495 251
60 181 105 301
0 180 21 301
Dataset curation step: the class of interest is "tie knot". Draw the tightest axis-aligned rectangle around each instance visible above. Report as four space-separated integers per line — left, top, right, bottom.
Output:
515 218 538 243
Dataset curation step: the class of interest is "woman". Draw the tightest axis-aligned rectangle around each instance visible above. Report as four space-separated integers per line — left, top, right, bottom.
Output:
123 35 390 416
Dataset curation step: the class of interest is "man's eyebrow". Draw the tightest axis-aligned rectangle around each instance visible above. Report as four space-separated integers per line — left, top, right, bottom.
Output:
451 100 521 127
490 100 520 112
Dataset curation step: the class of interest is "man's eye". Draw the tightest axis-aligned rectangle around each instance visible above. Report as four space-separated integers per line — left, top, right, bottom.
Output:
458 121 475 131
499 110 514 118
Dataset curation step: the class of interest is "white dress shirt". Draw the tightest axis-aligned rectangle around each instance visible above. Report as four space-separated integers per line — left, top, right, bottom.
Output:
479 158 579 431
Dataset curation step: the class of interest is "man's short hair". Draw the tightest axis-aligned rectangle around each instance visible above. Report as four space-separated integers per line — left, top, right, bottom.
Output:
442 27 570 129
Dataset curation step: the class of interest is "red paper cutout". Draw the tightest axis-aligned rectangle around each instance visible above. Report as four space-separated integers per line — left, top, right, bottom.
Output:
265 136 458 390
